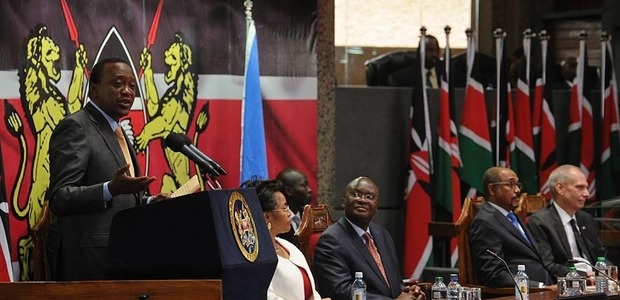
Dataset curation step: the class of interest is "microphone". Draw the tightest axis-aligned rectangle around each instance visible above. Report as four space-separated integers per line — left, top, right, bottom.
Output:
567 258 620 287
164 133 222 177
486 249 525 300
176 134 227 175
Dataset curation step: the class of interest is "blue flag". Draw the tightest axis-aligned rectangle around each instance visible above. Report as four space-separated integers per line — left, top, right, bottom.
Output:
240 18 268 184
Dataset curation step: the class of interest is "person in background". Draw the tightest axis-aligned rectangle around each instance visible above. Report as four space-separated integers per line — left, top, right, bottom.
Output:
313 176 425 300
276 168 313 246
241 178 329 300
388 35 442 88
553 57 577 90
508 47 524 90
469 167 554 288
47 58 169 280
527 165 606 278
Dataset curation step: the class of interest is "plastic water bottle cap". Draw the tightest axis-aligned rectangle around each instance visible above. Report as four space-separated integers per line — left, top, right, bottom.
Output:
355 272 363 278
518 265 525 271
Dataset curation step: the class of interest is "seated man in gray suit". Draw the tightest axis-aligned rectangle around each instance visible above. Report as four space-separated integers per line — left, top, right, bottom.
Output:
313 176 424 300
469 167 554 288
527 165 605 278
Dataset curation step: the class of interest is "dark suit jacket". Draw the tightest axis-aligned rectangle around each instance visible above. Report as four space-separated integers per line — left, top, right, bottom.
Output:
469 201 554 287
526 203 605 277
313 217 402 300
47 103 144 280
387 61 445 88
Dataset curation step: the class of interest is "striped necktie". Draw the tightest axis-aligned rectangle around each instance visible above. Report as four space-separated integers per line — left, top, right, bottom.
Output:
570 219 593 263
507 212 530 245
363 232 389 286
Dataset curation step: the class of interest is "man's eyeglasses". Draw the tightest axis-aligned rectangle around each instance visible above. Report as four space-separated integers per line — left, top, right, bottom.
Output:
269 208 290 213
348 191 376 201
491 181 523 190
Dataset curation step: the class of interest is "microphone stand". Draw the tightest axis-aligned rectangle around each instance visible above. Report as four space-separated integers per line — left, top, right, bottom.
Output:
487 249 525 300
567 258 620 288
200 170 222 190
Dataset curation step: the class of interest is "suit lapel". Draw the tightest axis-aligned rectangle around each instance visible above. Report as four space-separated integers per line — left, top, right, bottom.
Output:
549 205 573 257
341 219 391 293
370 224 398 292
85 104 141 203
575 213 596 262
489 204 534 250
85 104 127 171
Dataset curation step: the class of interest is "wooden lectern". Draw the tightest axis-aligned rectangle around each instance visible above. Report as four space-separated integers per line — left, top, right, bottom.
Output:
106 188 277 299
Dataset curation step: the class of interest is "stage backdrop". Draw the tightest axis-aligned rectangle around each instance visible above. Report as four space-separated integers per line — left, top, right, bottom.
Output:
0 0 317 280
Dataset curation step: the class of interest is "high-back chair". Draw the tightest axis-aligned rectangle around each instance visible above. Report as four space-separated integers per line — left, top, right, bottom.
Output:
295 204 333 267
32 200 52 280
455 196 485 286
455 195 550 297
514 193 549 222
364 50 416 86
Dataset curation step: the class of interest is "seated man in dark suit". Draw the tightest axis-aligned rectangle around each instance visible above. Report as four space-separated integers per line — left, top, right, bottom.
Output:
469 167 554 288
313 176 424 300
388 35 442 88
527 165 605 278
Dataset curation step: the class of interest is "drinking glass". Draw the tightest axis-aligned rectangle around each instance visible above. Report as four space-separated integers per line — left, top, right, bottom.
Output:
471 287 482 300
609 266 619 293
609 266 618 281
459 287 472 300
579 278 587 294
557 277 567 297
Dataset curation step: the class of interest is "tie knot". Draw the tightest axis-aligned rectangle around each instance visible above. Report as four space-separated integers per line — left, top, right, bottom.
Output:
363 232 372 242
570 219 580 231
507 211 517 222
115 125 124 138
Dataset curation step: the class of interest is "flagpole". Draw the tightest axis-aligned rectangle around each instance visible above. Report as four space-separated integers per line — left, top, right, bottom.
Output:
240 0 269 183
602 31 608 120
523 29 532 86
578 30 587 122
465 28 474 82
420 26 433 173
445 26 451 83
540 30 548 85
494 28 504 166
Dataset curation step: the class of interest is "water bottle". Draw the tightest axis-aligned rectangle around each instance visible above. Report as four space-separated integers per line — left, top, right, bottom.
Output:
595 257 608 294
447 273 461 300
515 264 529 300
565 266 582 296
351 271 367 300
432 276 448 300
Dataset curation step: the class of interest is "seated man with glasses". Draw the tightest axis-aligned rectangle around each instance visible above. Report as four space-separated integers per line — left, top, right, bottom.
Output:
313 176 425 300
469 167 554 288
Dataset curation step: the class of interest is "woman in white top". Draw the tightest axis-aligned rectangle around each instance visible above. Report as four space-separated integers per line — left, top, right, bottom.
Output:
242 178 329 300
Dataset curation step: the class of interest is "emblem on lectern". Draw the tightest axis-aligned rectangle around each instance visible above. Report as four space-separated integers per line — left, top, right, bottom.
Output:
229 191 259 262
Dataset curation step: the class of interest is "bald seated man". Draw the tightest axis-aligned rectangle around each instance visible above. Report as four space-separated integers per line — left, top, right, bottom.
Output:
469 167 554 288
527 165 605 277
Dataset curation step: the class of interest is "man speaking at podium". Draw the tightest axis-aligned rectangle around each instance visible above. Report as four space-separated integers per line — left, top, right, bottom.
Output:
47 58 168 280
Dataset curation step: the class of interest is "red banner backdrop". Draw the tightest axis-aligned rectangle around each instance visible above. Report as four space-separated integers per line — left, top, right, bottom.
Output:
0 0 317 280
